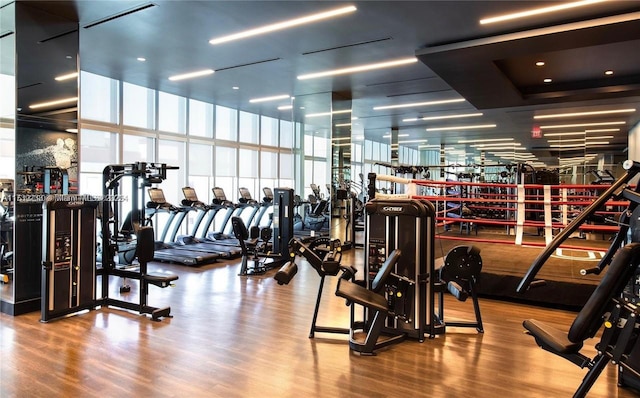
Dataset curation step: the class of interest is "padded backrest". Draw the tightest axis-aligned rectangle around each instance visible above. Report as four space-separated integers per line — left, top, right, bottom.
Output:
231 216 249 240
136 226 155 263
440 245 482 285
568 242 640 343
371 249 401 293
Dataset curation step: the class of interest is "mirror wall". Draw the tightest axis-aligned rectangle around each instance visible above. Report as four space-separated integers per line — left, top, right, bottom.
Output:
1 2 78 315
0 1 16 312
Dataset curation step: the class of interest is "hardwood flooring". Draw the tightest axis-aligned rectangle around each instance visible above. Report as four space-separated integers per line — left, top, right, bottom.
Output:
1 248 638 397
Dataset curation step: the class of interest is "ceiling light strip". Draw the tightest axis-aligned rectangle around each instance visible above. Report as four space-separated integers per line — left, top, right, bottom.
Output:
168 69 214 81
210 5 357 44
54 72 78 81
534 108 635 119
306 109 351 117
29 97 78 109
298 57 417 80
458 138 513 144
426 124 496 131
479 0 607 25
374 98 464 110
420 112 482 121
539 121 625 129
249 94 290 103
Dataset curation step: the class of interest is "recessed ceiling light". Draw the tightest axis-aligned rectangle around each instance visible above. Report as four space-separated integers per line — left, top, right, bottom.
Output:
278 105 293 110
137 57 146 62
534 109 635 119
29 97 78 109
479 0 607 25
374 98 465 111
382 134 409 138
249 94 290 103
335 123 352 127
168 69 214 81
535 61 545 67
298 57 417 80
543 78 552 83
232 86 239 90
605 70 614 75
54 72 78 81
540 121 626 129
426 124 496 132
209 5 357 44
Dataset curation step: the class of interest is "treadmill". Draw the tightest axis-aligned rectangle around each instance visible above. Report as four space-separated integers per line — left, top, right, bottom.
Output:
177 187 242 258
148 188 222 266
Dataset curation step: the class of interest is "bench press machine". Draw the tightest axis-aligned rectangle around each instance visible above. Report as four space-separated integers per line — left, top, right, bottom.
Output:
517 159 640 397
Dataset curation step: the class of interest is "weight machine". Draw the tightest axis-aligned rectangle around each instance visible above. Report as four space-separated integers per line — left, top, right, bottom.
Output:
97 162 179 321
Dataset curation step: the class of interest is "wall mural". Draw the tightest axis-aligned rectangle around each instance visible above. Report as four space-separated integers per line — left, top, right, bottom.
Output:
15 128 77 192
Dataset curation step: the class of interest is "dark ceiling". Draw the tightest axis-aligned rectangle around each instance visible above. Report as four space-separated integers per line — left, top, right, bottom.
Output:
10 0 640 167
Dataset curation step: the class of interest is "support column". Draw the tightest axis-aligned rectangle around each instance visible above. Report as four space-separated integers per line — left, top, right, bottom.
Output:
330 92 352 239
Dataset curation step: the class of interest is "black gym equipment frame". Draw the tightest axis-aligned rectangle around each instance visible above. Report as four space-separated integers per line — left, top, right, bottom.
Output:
236 187 293 276
41 197 99 322
99 162 179 321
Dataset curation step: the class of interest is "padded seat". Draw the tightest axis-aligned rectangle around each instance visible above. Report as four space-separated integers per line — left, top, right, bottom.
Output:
336 280 388 312
523 319 583 354
335 249 402 355
522 242 640 396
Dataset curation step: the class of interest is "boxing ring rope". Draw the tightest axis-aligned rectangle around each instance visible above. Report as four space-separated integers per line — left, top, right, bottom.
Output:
370 174 629 252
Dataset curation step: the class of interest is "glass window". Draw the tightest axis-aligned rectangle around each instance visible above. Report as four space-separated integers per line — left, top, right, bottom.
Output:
0 127 15 179
364 140 372 160
215 146 236 177
0 73 15 119
189 143 212 176
80 71 119 123
260 116 278 147
304 159 314 197
381 143 390 162
80 129 119 173
280 152 293 180
238 148 258 178
122 134 154 163
157 139 185 208
260 150 278 179
304 134 314 156
279 120 293 149
239 111 258 144
79 173 104 196
313 136 328 158
158 92 186 134
313 160 327 196
123 82 155 129
215 105 237 141
188 99 213 138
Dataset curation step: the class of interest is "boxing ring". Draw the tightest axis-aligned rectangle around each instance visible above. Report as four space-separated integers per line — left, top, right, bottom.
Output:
368 173 631 308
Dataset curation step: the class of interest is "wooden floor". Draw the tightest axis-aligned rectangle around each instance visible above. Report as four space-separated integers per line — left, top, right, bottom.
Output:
1 248 639 398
